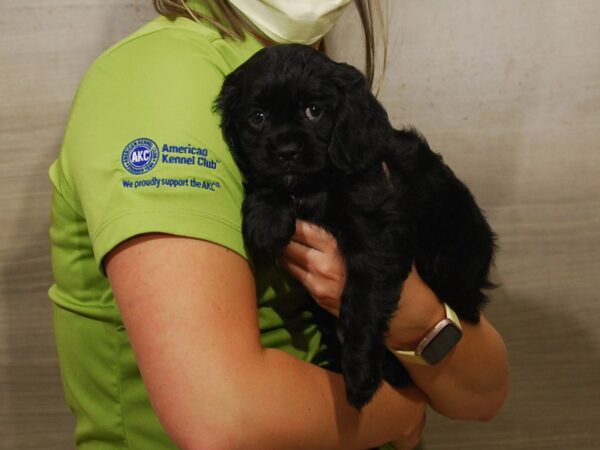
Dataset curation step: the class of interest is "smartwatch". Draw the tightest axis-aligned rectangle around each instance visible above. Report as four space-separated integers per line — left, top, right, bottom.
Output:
390 303 462 365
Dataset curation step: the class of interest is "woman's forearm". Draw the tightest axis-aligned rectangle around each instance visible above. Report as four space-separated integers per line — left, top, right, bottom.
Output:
401 315 508 420
172 346 426 450
386 270 509 421
145 340 425 450
241 348 426 450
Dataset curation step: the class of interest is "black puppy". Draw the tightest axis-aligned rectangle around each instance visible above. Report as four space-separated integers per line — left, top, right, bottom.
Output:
215 44 496 409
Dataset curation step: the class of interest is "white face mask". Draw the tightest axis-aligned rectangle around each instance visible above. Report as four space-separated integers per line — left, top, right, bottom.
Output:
228 0 353 45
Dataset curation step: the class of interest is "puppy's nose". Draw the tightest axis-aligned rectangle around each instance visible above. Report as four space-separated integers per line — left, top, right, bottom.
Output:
276 142 301 162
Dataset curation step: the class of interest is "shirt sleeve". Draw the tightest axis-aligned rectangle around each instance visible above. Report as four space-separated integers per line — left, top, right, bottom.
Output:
59 27 249 268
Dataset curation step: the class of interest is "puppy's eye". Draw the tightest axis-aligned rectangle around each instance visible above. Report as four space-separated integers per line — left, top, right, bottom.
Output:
248 110 266 128
304 105 323 121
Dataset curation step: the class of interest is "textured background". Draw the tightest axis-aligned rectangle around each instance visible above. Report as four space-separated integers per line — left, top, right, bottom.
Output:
1 1 599 448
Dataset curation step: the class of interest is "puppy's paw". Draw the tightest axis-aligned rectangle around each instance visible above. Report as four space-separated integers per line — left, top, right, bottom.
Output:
341 335 383 410
243 206 296 256
343 362 382 410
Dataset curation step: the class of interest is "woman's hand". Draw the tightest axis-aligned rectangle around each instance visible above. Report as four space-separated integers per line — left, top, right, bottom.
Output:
279 220 346 316
279 220 442 347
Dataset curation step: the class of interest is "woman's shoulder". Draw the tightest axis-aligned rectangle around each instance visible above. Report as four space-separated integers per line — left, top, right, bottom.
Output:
88 16 226 78
84 15 262 83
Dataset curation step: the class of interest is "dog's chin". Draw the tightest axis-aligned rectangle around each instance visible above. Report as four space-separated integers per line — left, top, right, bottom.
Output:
269 171 320 192
281 174 298 191
244 153 327 191
276 162 328 190
255 163 317 188
264 172 300 191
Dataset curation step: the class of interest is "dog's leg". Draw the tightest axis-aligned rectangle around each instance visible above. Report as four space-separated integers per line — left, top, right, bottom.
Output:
414 192 496 324
409 165 496 324
242 188 296 259
389 128 496 324
337 226 413 409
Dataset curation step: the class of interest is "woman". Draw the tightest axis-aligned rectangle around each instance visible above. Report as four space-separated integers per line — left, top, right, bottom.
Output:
49 0 509 448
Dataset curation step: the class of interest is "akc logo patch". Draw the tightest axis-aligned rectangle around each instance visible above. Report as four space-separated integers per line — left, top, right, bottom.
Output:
121 138 159 175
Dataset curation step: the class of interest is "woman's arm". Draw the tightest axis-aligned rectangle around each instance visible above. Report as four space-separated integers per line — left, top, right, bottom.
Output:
105 233 426 450
384 272 509 420
280 221 509 422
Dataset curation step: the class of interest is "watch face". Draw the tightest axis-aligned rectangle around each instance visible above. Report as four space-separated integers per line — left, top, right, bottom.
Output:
420 323 462 365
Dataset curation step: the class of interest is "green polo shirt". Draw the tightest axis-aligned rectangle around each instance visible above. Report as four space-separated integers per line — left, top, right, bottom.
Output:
48 6 327 449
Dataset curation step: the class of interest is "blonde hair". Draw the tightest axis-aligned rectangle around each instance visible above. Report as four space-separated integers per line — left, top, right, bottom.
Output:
151 0 384 88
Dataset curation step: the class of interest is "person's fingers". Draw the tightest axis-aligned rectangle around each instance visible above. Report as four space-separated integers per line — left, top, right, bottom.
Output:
278 257 309 285
282 238 344 284
281 255 339 316
280 220 346 317
281 239 313 268
290 220 335 252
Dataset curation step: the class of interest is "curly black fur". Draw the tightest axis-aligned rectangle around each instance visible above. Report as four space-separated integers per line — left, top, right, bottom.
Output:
215 44 497 409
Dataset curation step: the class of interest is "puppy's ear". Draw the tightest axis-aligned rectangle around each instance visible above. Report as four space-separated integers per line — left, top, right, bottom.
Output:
213 71 247 171
328 64 392 173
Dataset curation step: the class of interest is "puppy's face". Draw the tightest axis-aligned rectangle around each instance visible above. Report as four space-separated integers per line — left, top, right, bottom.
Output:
216 44 392 188
217 45 343 189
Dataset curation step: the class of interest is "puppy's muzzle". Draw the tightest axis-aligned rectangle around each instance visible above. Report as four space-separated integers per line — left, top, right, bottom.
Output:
274 141 301 162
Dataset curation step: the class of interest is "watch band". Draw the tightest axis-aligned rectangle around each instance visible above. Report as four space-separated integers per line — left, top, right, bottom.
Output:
390 303 462 365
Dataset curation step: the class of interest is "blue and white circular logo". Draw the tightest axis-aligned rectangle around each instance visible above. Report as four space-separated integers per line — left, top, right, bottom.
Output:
121 138 159 175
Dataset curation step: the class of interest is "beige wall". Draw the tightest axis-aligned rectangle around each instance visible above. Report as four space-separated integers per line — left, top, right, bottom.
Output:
1 1 599 448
